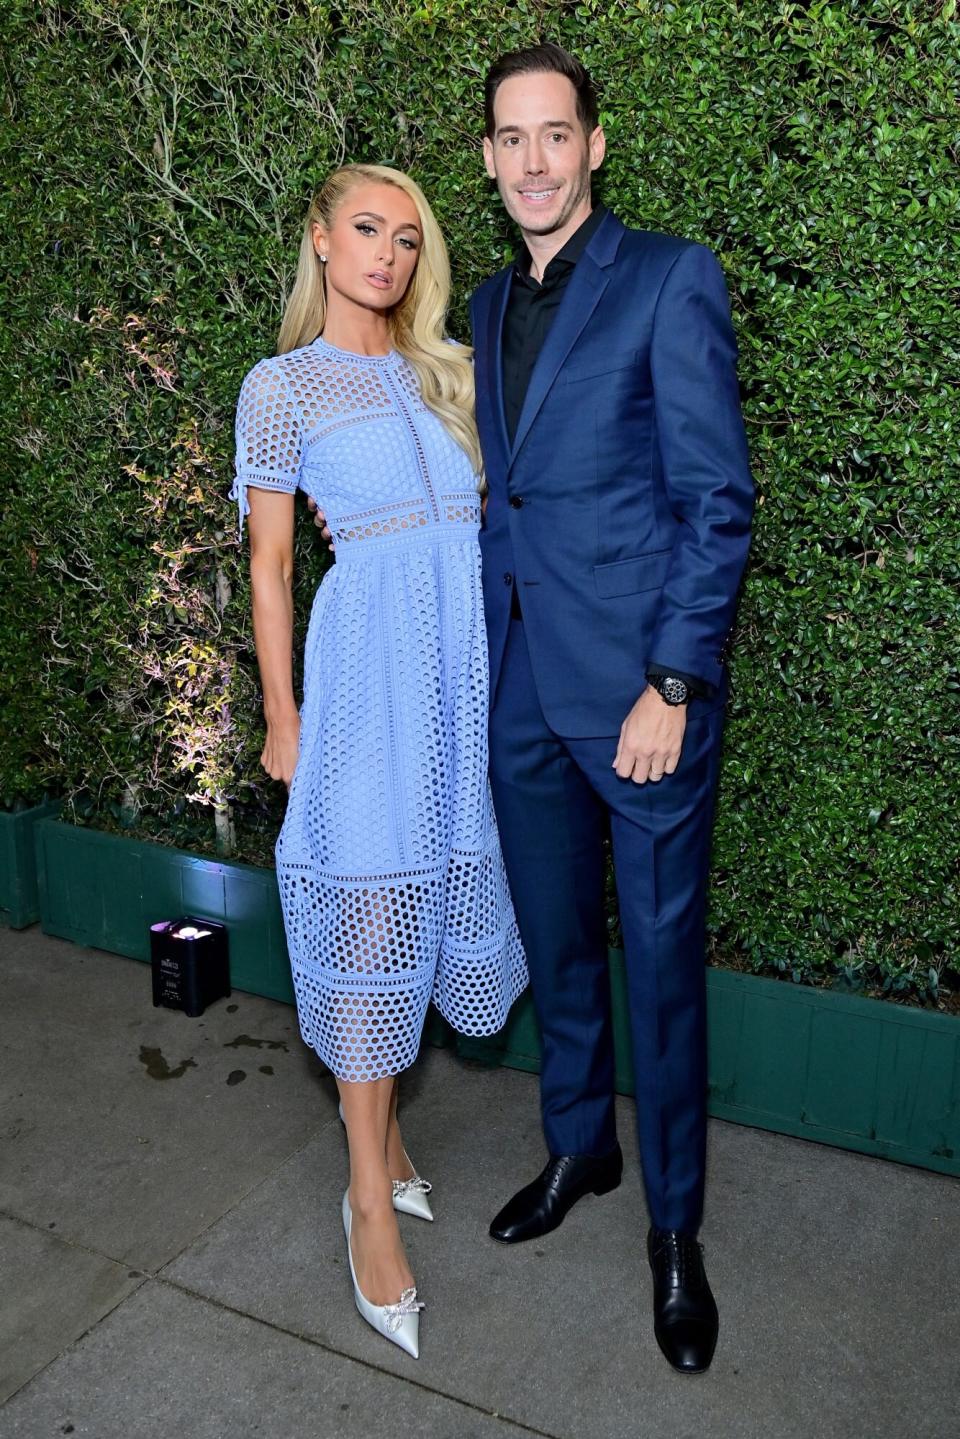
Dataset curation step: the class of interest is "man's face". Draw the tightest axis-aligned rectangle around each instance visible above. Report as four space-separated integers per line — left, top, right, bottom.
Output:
483 70 605 238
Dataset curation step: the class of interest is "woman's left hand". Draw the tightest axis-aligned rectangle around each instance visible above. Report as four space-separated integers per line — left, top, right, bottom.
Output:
261 713 301 788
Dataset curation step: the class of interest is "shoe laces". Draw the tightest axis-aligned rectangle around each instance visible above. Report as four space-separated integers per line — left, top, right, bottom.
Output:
652 1230 705 1287
543 1155 583 1191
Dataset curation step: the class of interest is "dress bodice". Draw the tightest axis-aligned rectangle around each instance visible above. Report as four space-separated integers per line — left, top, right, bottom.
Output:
232 337 481 552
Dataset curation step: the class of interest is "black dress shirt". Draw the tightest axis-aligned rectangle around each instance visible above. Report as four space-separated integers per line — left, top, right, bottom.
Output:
499 207 710 697
502 205 607 447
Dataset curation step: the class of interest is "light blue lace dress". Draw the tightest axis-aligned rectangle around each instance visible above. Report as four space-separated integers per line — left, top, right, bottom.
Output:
232 337 526 1081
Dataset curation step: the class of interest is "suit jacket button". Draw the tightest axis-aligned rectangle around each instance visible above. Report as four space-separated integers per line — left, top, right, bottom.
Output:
503 573 513 586
509 495 525 508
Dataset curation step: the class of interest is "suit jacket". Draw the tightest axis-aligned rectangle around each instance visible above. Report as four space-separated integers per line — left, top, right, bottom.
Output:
470 209 754 737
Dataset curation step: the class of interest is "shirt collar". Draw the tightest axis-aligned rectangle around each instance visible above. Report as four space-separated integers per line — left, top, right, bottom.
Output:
514 204 607 284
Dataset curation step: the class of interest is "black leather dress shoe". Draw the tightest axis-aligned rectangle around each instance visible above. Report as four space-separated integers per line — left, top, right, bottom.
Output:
647 1227 719 1374
489 1146 623 1243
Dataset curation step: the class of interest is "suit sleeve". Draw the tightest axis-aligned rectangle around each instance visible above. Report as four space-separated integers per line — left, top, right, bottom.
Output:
646 244 754 689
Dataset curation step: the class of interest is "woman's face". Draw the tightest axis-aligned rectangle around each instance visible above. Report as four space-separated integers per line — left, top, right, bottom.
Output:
313 182 422 313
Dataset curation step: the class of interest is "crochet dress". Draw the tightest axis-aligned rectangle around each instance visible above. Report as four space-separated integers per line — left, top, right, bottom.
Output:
232 336 527 1081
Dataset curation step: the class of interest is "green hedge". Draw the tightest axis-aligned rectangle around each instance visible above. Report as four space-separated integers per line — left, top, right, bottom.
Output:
2 0 958 1002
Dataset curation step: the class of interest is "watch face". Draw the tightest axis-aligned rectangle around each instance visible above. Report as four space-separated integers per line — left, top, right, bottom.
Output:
661 676 689 705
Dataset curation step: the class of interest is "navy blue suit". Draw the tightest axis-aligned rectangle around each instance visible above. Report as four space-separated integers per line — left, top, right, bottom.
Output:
471 210 753 1232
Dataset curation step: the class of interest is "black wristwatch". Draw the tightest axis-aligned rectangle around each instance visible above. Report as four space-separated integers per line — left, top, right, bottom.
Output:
646 674 690 707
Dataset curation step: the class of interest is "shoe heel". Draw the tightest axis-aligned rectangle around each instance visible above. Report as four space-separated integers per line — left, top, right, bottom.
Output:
592 1176 620 1196
592 1162 623 1197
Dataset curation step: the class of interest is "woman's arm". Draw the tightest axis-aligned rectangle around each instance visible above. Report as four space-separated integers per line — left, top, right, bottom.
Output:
248 488 300 786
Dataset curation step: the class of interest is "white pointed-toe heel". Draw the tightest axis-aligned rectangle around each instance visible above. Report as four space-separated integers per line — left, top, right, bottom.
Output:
392 1169 434 1221
337 1102 434 1222
341 1191 423 1359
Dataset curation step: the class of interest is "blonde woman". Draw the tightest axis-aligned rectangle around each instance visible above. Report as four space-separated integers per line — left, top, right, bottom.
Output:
232 165 526 1359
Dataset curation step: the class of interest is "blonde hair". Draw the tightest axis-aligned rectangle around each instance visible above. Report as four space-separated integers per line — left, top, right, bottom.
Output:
278 163 482 477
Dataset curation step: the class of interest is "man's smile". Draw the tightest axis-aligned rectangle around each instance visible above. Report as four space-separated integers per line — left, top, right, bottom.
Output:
517 185 560 205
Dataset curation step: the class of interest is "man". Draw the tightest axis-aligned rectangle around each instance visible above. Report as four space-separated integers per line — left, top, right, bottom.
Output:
472 43 754 1374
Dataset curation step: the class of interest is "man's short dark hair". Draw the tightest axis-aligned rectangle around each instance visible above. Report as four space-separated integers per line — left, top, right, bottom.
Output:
484 42 600 139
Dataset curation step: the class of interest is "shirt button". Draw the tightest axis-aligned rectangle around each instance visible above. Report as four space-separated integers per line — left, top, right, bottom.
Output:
503 573 513 586
509 495 525 509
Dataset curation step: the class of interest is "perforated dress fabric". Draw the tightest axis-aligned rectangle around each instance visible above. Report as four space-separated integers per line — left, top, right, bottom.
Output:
233 337 527 1080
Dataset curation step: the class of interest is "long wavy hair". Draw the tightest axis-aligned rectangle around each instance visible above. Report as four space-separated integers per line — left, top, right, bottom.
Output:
277 163 481 477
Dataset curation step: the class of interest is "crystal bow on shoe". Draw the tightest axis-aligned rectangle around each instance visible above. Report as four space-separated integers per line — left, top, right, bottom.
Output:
391 1168 434 1222
384 1287 425 1333
392 1175 432 1200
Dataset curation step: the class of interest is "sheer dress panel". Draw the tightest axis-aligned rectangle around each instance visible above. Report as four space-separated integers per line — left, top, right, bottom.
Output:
233 338 526 1079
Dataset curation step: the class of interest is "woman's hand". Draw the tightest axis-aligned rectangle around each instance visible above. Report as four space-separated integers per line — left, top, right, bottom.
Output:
307 497 335 551
261 713 301 788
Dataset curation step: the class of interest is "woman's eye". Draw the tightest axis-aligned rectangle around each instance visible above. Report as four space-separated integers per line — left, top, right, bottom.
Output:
355 223 376 235
398 238 417 250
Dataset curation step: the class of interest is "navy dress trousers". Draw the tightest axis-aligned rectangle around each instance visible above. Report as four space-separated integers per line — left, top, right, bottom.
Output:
470 208 754 1234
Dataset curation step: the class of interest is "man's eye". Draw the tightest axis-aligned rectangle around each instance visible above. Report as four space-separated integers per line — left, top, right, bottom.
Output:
550 133 566 143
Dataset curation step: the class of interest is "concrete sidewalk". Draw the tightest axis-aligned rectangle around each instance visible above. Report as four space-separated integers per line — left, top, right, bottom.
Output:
0 928 956 1439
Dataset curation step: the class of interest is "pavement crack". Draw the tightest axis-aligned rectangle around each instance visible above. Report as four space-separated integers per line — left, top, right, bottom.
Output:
156 1276 565 1438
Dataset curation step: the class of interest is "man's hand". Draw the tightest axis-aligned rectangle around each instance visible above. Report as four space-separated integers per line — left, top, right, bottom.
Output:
613 686 686 784
306 497 334 551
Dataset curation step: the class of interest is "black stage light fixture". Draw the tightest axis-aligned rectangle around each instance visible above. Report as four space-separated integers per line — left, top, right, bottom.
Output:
150 916 230 1018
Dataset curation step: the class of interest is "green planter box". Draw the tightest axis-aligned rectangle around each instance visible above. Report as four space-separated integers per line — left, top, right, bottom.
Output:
705 968 960 1174
34 819 294 1003
0 800 61 929
461 954 960 1178
33 820 959 1176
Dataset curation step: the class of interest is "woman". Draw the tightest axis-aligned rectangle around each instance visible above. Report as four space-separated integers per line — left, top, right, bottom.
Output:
232 164 526 1359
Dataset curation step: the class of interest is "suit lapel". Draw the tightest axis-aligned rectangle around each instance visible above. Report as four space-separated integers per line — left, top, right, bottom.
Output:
507 209 625 467
484 267 513 466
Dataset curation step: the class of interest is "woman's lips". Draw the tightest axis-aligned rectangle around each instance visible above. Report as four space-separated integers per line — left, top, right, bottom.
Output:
365 272 393 289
